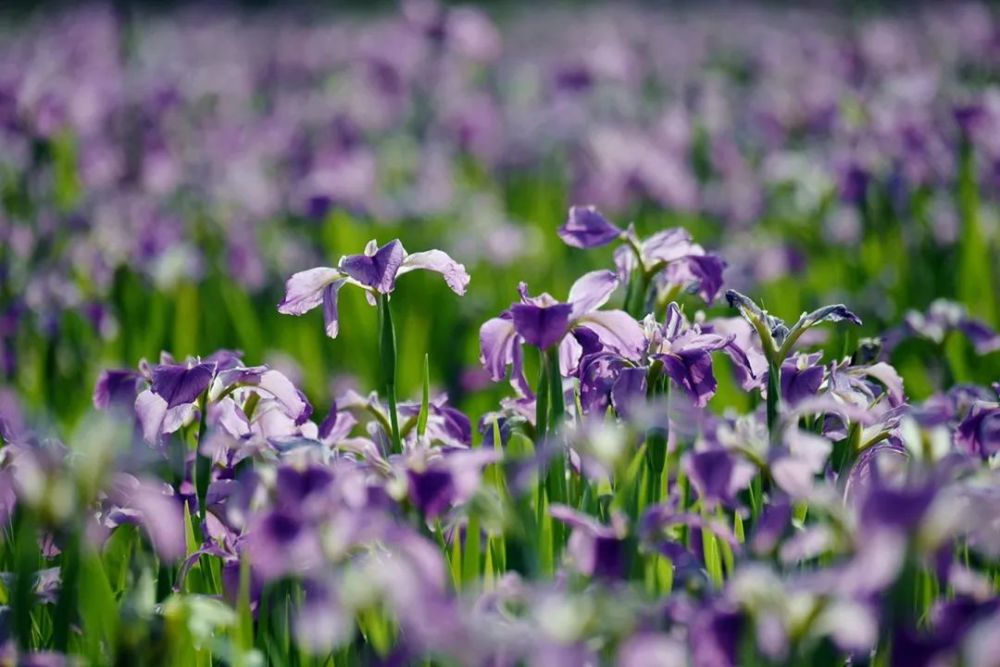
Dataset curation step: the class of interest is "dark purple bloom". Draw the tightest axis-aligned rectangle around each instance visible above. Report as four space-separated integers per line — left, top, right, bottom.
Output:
956 404 1000 460
690 604 744 667
151 363 215 409
892 300 1000 356
92 369 143 409
510 302 574 350
688 449 736 507
652 304 735 407
610 366 648 418
247 508 323 582
339 239 406 294
779 362 824 406
550 505 628 579
407 468 455 519
558 205 622 248
860 483 936 535
751 499 792 555
406 450 499 519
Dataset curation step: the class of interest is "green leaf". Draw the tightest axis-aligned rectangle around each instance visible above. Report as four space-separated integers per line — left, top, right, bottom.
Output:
417 353 430 438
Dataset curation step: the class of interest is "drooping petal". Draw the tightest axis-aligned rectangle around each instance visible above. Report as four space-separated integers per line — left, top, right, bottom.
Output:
799 303 863 329
611 366 647 418
675 253 726 304
407 468 454 519
660 349 717 407
322 279 348 338
93 369 143 410
151 363 215 408
278 267 342 315
397 250 471 295
577 310 646 359
641 227 695 264
479 313 519 381
339 239 406 293
135 389 168 444
958 318 1000 355
257 370 312 424
511 302 573 350
779 364 824 406
558 333 583 377
857 362 906 406
558 205 622 248
956 404 1000 460
688 449 735 506
567 270 619 317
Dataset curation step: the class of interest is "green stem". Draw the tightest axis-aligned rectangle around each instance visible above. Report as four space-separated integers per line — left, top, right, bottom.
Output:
379 294 402 455
52 526 80 652
195 390 211 525
766 361 781 444
535 349 550 443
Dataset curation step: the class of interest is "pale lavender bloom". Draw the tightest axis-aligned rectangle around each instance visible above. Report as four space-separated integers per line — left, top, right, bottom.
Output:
888 299 1000 355
102 474 186 562
615 225 727 304
278 239 469 338
97 352 311 446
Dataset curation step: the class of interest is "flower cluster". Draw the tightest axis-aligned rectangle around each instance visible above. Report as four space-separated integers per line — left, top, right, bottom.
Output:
3 206 999 666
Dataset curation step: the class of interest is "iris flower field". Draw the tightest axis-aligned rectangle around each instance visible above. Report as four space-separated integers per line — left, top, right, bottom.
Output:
1 2 1000 665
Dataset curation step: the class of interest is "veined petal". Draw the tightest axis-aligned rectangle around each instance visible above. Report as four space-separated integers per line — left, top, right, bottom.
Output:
568 270 619 317
398 250 471 295
558 333 583 377
479 314 519 381
339 239 405 293
278 267 342 315
577 309 646 359
151 363 215 409
660 349 717 407
135 389 168 444
511 302 573 350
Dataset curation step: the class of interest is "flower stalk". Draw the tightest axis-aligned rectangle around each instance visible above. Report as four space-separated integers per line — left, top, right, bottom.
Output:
379 293 402 455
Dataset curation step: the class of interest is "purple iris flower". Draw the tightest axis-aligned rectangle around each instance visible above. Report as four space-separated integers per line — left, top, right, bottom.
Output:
613 223 727 304
101 474 186 562
955 403 1000 460
334 389 472 451
686 448 754 508
97 352 312 446
406 449 499 518
92 369 144 410
884 299 1000 356
550 504 629 579
652 304 744 407
479 270 645 383
559 205 726 304
557 205 623 248
278 239 469 338
778 353 825 406
247 507 324 583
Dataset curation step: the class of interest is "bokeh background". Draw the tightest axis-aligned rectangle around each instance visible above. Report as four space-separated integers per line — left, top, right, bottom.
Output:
2 0 998 435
